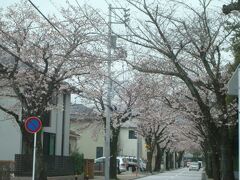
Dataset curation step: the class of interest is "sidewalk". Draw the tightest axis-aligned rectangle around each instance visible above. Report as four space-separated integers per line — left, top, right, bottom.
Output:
95 168 207 180
94 171 148 180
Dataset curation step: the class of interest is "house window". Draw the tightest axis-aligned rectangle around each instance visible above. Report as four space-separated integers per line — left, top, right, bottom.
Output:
128 130 137 139
43 132 56 155
96 147 103 158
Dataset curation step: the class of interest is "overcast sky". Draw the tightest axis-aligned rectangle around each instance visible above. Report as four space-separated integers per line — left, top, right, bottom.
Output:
0 0 232 104
1 0 230 16
1 0 109 14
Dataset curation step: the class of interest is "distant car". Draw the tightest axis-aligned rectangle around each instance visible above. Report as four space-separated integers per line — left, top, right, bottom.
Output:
189 162 200 171
94 156 128 174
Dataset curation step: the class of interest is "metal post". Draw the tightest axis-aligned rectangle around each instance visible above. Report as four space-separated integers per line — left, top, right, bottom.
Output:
32 133 37 180
163 150 166 170
238 67 240 177
137 134 140 172
104 4 112 180
173 151 175 169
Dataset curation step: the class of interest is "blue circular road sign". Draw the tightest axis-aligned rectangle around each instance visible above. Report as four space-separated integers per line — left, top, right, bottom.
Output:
24 116 42 134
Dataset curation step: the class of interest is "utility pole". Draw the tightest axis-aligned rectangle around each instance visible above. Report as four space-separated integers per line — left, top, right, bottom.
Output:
104 4 112 180
104 4 130 180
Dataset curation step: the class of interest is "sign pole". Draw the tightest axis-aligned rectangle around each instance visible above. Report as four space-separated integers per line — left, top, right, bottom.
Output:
238 67 240 177
32 132 37 180
24 116 42 180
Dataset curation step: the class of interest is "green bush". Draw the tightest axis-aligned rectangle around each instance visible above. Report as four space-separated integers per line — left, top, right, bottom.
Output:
71 152 84 175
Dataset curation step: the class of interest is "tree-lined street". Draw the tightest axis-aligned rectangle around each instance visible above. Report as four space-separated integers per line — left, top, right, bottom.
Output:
0 0 239 180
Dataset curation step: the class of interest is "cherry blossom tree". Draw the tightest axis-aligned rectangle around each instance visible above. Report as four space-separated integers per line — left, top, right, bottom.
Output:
113 0 237 179
74 66 139 178
133 70 217 173
0 1 104 179
159 74 222 177
136 102 175 172
133 73 202 172
132 74 177 172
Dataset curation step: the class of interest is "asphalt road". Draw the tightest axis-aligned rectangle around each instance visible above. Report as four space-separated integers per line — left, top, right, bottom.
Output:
138 168 203 180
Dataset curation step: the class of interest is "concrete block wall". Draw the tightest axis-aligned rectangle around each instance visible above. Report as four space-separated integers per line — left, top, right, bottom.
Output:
11 174 84 180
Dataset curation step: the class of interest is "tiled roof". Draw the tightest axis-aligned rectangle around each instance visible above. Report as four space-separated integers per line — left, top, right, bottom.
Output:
70 104 98 121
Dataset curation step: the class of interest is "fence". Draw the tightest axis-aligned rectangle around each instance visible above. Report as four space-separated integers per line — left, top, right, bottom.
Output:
15 154 74 177
94 162 104 176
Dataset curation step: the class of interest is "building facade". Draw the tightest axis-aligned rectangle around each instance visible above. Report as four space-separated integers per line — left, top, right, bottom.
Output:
0 93 71 161
70 104 147 160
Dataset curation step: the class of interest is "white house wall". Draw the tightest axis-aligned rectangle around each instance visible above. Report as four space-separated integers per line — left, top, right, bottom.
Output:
55 95 64 156
63 94 70 156
0 92 70 161
118 128 137 156
71 121 105 159
0 96 22 161
43 93 70 156
71 121 147 160
118 128 147 160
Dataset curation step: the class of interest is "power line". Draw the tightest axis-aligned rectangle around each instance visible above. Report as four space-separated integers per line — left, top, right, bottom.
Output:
27 0 71 44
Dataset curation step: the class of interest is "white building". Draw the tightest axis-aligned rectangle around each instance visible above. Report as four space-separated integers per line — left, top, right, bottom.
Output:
70 104 147 160
0 92 71 161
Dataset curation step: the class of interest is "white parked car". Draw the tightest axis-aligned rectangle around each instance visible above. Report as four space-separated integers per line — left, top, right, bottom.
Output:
94 156 128 174
117 156 128 173
189 162 200 171
123 156 146 172
138 159 147 171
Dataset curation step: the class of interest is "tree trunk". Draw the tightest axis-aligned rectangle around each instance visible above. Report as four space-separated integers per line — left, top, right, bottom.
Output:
220 127 235 180
154 144 163 172
36 133 47 180
169 152 173 169
166 150 169 171
211 147 221 180
205 119 221 180
147 151 153 173
176 151 184 168
203 145 213 178
206 152 213 178
21 123 33 154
